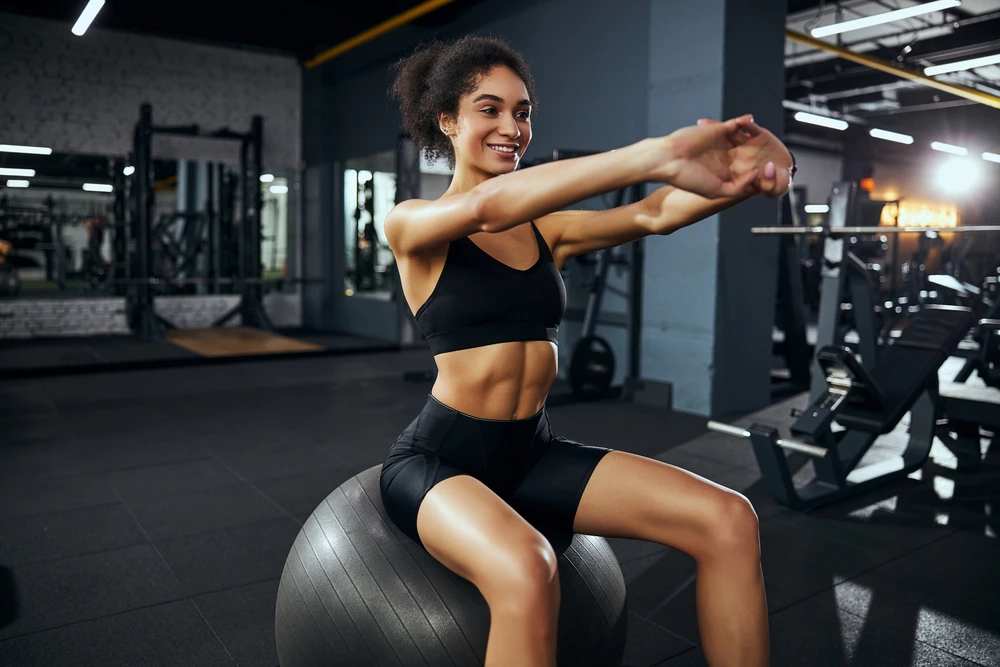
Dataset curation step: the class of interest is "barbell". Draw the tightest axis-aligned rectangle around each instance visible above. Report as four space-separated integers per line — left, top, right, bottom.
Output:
751 225 1000 235
706 420 828 458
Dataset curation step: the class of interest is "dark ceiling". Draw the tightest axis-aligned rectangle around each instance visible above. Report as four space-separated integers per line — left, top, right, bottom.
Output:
2 0 998 163
782 1 1000 159
0 0 480 60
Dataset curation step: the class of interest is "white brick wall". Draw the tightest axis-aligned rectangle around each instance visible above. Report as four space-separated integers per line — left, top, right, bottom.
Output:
0 293 301 339
0 13 302 169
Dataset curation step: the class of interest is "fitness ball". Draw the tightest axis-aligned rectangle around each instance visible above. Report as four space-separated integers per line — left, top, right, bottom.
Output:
274 465 628 667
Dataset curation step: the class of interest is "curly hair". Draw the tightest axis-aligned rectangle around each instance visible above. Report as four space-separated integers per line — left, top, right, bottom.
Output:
389 36 537 168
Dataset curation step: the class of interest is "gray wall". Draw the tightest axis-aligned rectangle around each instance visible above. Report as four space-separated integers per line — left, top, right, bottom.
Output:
0 13 302 170
305 0 786 415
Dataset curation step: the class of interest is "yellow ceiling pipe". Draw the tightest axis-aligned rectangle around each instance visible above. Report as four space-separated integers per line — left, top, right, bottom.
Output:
305 0 458 70
785 28 1000 111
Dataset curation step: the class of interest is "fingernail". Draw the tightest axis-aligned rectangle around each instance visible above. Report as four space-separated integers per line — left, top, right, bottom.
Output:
764 162 776 179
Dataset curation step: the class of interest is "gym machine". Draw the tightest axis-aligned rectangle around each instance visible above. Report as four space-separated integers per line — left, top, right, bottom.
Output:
126 103 272 341
708 182 997 510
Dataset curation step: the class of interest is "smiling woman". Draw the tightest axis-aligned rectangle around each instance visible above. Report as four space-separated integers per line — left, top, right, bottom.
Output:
281 33 791 667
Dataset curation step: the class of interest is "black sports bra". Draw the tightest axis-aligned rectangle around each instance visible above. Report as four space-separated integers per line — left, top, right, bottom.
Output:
413 222 566 355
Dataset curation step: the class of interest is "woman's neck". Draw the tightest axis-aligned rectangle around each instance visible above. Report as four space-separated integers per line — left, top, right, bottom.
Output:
442 159 500 197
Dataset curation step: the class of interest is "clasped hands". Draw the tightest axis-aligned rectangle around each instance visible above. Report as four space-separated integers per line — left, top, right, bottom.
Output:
655 114 793 201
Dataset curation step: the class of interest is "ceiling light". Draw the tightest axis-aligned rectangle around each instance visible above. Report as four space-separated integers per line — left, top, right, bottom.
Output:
794 111 849 130
82 183 114 192
123 165 135 176
0 167 35 177
870 128 914 144
260 173 275 183
925 53 1000 76
805 204 830 213
811 0 961 38
935 158 979 195
269 185 289 194
5 180 30 188
931 141 967 156
983 152 1000 163
0 144 52 155
72 0 105 36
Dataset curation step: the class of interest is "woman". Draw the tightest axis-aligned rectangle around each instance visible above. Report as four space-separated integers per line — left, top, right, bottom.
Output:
379 35 792 667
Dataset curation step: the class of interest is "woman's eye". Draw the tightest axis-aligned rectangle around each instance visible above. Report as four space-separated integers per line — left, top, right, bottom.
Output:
481 107 497 114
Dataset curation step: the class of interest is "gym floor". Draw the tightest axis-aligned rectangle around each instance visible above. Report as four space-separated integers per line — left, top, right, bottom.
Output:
0 349 997 666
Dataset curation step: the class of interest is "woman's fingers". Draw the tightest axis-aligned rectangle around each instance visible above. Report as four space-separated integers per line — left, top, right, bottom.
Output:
720 169 759 197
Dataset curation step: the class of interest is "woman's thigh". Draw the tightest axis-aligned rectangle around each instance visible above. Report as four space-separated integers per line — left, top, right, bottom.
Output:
571 450 759 560
416 474 558 602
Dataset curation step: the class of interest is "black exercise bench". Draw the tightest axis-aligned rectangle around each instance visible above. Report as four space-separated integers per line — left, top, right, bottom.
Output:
710 305 975 510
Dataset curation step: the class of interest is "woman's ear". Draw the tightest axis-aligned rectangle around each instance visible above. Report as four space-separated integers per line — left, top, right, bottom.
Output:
438 112 454 137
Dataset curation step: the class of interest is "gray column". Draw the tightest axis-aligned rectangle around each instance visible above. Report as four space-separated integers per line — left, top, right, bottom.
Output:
642 0 786 416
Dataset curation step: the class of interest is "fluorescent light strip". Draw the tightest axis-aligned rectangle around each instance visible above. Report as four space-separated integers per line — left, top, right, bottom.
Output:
72 0 105 36
870 128 914 144
812 0 961 38
260 173 275 183
82 183 113 192
805 204 830 214
0 167 35 177
931 141 968 156
269 185 289 194
0 144 52 155
984 152 1000 164
794 111 849 130
6 180 30 188
925 53 1000 76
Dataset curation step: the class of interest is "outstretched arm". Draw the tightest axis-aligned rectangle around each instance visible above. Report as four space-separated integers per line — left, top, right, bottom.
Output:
385 116 758 258
543 120 793 265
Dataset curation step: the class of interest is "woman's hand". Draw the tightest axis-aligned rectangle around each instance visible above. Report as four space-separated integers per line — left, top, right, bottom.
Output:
696 117 793 199
649 115 758 199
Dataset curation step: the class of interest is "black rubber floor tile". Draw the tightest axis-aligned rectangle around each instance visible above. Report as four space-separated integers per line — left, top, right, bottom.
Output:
0 503 145 567
154 517 300 595
108 458 243 504
0 600 233 667
653 646 706 666
0 544 183 640
130 483 288 541
770 589 982 666
193 578 281 667
0 474 119 519
27 438 212 479
622 611 696 667
673 431 762 471
624 548 700 644
757 520 889 604
835 533 1000 666
253 468 357 516
769 491 956 561
212 443 347 484
609 537 671 565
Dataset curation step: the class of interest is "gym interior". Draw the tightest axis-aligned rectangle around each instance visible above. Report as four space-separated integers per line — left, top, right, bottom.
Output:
1 1 999 665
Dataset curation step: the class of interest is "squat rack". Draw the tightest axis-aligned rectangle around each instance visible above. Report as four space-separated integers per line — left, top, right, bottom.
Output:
127 103 272 341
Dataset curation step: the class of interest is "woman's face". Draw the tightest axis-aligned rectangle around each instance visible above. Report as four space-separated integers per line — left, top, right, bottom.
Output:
443 66 532 176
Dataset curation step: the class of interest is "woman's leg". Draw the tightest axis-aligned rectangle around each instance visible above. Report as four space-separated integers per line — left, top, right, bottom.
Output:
417 474 561 667
572 451 768 667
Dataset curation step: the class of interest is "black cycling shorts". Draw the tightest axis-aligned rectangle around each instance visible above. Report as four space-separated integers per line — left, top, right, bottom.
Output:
379 394 613 548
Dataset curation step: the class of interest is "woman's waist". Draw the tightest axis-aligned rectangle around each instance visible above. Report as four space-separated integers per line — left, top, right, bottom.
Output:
430 369 554 421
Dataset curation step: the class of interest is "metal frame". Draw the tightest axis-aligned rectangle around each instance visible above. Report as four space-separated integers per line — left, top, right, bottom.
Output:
126 104 269 341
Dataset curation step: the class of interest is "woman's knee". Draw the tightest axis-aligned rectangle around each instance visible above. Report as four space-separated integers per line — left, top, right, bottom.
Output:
702 491 760 560
478 535 560 608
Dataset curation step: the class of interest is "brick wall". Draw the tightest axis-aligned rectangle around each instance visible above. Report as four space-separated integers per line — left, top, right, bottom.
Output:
0 293 302 339
0 12 302 169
